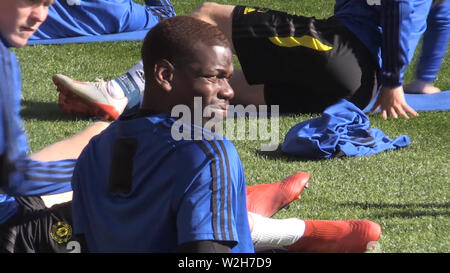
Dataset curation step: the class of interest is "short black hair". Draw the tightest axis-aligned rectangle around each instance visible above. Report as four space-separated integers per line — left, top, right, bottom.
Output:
141 16 231 79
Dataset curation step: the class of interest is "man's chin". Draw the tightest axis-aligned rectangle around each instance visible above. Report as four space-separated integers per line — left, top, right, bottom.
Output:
8 35 30 48
204 106 228 120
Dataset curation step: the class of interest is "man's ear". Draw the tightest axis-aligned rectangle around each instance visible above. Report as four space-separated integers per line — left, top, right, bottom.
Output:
154 59 175 92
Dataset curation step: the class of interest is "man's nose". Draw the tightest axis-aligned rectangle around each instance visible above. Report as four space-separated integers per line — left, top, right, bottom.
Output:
30 5 48 23
219 79 235 100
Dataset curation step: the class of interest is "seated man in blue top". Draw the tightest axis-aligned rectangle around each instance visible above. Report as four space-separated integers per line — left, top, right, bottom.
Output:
0 0 110 252
53 0 435 121
71 15 381 253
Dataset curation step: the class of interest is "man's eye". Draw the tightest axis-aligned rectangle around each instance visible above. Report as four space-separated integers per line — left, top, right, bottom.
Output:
203 74 231 84
26 0 51 6
204 75 219 82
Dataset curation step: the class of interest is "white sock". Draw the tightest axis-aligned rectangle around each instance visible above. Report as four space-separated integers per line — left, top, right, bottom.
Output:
126 60 145 91
249 212 305 250
107 80 126 99
107 61 145 99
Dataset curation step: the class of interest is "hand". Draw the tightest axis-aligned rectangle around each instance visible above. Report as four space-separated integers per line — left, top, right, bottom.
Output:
371 85 418 120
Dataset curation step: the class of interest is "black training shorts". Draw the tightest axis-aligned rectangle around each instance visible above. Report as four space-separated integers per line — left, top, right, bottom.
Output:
0 196 85 253
232 6 379 113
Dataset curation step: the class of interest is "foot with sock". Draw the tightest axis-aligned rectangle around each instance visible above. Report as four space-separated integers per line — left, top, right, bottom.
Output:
249 213 382 253
285 219 382 253
246 171 310 217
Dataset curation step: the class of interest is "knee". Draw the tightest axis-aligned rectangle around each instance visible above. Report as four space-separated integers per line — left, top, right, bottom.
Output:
190 2 225 25
191 2 221 16
91 121 110 132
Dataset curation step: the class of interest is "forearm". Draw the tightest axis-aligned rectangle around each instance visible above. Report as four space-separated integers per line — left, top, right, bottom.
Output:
380 0 413 87
3 157 75 196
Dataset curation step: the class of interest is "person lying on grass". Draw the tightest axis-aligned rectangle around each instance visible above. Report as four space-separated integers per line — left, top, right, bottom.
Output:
55 0 436 121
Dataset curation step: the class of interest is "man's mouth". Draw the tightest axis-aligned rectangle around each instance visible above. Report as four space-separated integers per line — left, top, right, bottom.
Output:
204 104 229 118
20 26 36 33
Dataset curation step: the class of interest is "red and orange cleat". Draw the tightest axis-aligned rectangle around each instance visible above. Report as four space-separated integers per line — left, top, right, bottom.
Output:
246 171 310 218
286 220 382 253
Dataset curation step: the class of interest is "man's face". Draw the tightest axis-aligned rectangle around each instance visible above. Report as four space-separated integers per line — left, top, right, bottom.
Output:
172 44 234 123
0 0 53 47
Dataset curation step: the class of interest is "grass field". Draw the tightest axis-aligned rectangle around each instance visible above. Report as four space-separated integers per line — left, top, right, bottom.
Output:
12 0 449 252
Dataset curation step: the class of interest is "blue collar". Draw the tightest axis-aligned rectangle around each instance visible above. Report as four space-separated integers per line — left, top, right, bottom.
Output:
0 34 11 48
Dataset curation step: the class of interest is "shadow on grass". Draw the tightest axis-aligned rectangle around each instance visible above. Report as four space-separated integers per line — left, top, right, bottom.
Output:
20 100 93 121
256 147 306 162
340 202 450 218
255 146 334 163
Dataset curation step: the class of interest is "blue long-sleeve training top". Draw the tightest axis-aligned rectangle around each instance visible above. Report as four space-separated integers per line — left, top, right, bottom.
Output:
0 35 75 224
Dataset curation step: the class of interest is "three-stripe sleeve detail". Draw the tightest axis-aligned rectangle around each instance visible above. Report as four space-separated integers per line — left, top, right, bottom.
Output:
197 140 235 242
17 159 76 183
382 1 401 86
217 141 235 242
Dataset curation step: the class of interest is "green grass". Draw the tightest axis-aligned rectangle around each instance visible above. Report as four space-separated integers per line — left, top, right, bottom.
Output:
13 0 450 252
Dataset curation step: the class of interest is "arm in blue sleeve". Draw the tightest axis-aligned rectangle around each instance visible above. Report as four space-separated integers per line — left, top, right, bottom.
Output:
380 0 414 87
5 157 75 196
380 0 434 87
0 44 75 197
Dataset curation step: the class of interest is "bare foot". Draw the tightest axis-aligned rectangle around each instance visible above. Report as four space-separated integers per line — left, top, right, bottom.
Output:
404 79 441 94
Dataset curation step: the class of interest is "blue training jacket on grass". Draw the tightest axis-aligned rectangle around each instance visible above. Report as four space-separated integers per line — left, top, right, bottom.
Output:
71 113 254 253
334 0 433 87
30 0 176 40
281 99 410 159
0 35 75 224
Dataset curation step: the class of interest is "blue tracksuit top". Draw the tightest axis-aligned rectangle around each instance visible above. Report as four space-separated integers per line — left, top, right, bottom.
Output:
0 35 75 224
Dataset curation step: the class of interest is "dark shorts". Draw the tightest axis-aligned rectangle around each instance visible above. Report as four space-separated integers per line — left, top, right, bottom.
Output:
0 196 85 253
232 6 379 113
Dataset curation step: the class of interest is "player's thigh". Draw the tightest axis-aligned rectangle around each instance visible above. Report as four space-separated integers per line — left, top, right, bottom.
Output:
264 82 341 114
229 70 265 106
232 6 334 85
263 17 379 112
323 24 379 109
1 197 80 253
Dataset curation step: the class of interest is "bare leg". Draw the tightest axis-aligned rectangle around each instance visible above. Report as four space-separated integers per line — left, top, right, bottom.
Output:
190 2 236 53
29 121 110 161
191 4 267 106
403 79 441 94
29 121 110 207
230 70 266 106
40 192 74 208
